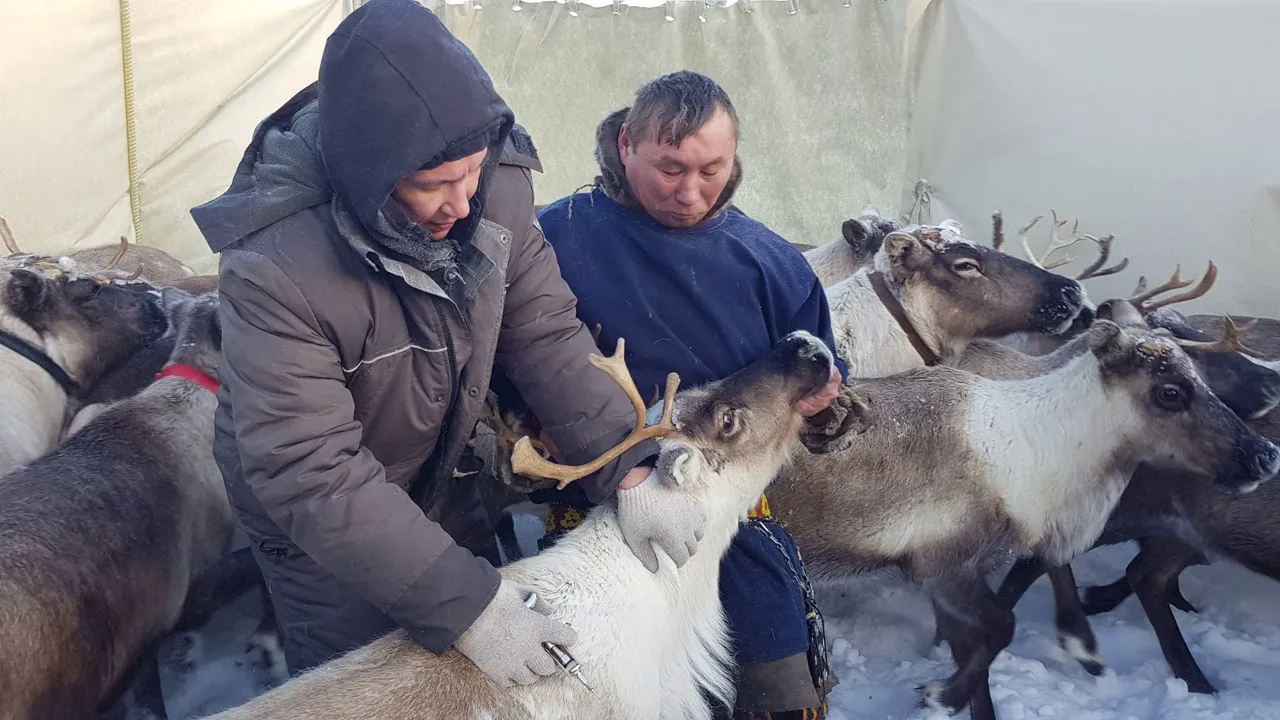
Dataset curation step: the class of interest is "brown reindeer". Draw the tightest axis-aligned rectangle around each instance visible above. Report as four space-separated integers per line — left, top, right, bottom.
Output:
0 290 238 720
0 258 167 473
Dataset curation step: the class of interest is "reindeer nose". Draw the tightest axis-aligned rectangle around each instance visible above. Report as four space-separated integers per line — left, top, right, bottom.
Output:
1061 282 1083 308
1250 440 1280 483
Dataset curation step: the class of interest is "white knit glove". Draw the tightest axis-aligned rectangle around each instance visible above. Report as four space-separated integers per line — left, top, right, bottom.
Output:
617 468 708 573
454 579 578 687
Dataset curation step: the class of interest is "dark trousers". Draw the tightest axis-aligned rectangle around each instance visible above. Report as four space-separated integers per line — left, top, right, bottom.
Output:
226 471 504 677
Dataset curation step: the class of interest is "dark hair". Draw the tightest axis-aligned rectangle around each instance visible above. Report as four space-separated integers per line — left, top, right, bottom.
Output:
623 70 740 147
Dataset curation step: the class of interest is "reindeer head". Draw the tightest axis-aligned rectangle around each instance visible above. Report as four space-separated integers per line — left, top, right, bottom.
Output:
158 289 222 382
1093 264 1280 421
837 206 904 269
1085 319 1280 493
510 332 867 517
0 267 167 393
654 332 867 503
876 218 1087 341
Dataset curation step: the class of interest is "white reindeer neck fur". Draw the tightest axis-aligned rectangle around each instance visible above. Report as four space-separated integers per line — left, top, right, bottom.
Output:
0 315 76 474
804 239 866 288
827 269 948 377
964 349 1143 564
496 431 800 719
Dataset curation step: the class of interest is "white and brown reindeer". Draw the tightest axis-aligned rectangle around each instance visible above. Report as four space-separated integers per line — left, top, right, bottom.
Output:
196 330 864 720
765 314 1280 720
0 289 244 720
0 221 169 474
980 280 1280 696
818 215 1090 377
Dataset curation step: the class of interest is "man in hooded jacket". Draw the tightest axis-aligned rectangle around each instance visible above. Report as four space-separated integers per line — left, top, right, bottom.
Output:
189 0 706 686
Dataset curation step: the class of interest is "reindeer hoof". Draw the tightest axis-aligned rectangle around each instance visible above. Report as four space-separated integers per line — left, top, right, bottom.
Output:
915 681 963 715
1059 634 1106 676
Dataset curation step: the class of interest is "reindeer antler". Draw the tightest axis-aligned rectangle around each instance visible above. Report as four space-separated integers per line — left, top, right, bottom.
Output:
0 216 19 254
1127 262 1217 315
991 211 1005 252
1173 315 1265 359
1017 214 1044 266
103 235 130 271
1074 233 1129 281
511 337 681 488
591 323 603 348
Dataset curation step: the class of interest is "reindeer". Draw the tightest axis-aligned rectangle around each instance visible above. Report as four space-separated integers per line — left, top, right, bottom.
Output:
821 217 1090 377
764 317 1280 720
1 214 195 285
0 256 167 474
802 206 905 286
195 331 863 720
984 288 1280 695
0 289 245 720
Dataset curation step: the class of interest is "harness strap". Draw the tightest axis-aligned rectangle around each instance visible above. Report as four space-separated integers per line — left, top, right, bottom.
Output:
868 271 940 366
0 330 82 397
155 363 219 393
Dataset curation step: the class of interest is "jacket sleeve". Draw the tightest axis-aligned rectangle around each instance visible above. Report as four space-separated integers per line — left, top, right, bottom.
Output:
494 220 658 503
217 249 500 653
789 274 850 381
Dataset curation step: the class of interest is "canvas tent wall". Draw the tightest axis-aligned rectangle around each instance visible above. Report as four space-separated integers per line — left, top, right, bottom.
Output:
1 0 1276 317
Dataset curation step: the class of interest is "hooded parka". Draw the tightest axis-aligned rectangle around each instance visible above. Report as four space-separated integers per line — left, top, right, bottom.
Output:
190 0 654 660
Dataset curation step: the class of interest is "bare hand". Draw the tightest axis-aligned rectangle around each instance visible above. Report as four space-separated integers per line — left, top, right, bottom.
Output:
617 465 650 490
794 366 842 417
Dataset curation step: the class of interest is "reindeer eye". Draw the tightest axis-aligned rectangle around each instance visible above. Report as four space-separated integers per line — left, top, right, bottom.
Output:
1153 383 1189 410
950 259 982 275
720 409 737 436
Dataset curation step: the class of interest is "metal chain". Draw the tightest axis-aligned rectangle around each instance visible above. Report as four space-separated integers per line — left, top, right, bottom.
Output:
748 517 833 700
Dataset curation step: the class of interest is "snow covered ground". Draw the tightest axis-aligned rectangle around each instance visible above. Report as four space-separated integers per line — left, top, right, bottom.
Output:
144 509 1280 719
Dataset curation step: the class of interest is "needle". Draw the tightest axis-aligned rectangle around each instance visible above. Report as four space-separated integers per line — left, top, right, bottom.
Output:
524 592 594 692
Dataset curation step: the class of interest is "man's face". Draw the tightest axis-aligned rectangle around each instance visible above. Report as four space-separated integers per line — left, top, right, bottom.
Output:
392 149 488 240
618 107 736 229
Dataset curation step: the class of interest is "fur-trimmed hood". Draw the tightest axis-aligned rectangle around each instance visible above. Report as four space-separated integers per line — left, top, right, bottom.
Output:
591 107 743 222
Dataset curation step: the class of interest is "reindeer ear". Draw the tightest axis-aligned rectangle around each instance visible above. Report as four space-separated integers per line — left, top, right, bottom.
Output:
1087 319 1141 370
4 268 52 320
1095 299 1146 329
883 231 927 275
656 446 699 488
842 218 874 248
799 386 873 455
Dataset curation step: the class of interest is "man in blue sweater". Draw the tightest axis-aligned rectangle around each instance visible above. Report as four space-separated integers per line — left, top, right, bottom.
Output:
534 70 848 719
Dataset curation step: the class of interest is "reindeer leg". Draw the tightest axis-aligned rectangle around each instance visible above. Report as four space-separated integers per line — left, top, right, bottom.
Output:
1080 575 1134 615
918 573 1014 720
1125 538 1217 694
175 546 264 633
96 638 168 720
1167 574 1199 614
1081 536 1203 616
1047 564 1105 676
994 556 1049 610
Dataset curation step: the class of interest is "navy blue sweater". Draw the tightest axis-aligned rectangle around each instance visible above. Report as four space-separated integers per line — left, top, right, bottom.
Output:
537 190 847 406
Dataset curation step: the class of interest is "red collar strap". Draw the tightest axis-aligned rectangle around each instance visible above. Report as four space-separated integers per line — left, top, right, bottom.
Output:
155 364 219 393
